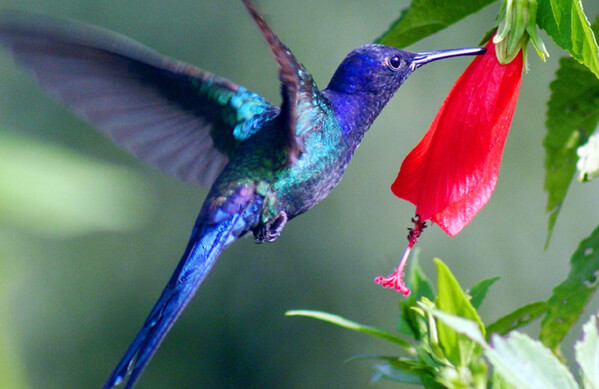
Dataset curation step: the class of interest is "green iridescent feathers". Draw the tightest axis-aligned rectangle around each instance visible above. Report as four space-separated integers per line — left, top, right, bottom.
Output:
242 0 326 164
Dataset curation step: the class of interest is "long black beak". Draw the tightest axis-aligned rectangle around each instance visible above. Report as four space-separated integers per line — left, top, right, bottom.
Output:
410 47 486 71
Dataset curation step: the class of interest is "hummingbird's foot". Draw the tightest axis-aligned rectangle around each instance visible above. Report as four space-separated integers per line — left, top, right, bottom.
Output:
252 211 288 243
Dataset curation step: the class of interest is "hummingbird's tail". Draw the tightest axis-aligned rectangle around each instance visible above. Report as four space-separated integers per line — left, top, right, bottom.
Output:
102 188 263 389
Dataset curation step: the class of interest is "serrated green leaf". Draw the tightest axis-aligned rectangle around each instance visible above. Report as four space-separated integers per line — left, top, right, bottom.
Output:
537 1 599 79
543 55 599 244
285 310 413 350
376 0 499 48
469 276 501 309
434 258 486 365
574 310 599 388
426 307 578 389
487 332 578 389
398 249 435 338
486 302 547 337
540 225 599 355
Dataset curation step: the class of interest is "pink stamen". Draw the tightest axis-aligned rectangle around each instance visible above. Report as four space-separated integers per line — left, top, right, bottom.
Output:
375 245 412 296
375 215 427 296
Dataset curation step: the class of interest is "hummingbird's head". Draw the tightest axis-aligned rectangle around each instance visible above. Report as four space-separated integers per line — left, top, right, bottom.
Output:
326 44 485 100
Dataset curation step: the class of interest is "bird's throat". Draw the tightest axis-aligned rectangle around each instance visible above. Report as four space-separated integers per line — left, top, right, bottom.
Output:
322 89 389 152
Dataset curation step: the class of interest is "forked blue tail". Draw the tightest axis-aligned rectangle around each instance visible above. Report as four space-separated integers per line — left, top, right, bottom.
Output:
103 192 263 389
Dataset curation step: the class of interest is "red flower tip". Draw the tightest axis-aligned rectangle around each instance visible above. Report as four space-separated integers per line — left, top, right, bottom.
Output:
391 37 523 236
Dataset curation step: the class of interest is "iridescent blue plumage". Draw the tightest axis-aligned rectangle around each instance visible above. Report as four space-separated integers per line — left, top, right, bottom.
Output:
0 1 485 388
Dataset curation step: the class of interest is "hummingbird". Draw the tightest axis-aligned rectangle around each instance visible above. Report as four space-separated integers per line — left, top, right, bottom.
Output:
0 1 484 388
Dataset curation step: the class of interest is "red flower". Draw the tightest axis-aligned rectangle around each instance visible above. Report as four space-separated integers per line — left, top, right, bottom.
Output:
376 38 523 295
391 38 522 236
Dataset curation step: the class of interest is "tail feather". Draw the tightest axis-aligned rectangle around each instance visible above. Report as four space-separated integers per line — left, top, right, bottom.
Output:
102 225 227 389
103 191 262 389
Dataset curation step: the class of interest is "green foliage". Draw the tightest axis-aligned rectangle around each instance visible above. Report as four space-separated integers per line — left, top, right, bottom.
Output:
543 18 599 243
434 258 485 366
486 332 578 389
420 307 579 389
285 310 413 350
371 362 423 384
540 225 599 355
397 250 435 338
376 0 499 48
537 1 599 78
490 370 515 389
290 231 599 387
289 258 493 388
486 302 547 337
468 277 500 310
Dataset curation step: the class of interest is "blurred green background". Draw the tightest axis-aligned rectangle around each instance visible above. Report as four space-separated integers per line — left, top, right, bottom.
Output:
0 0 598 388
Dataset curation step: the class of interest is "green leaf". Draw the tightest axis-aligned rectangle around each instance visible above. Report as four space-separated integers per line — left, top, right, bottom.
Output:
537 1 599 79
376 0 499 48
398 249 435 338
574 309 599 388
347 354 430 384
285 310 413 350
491 370 516 389
425 306 578 389
371 362 424 384
406 248 435 302
469 276 501 309
420 306 488 347
543 55 599 244
540 225 599 355
487 332 579 389
486 302 547 337
434 258 486 365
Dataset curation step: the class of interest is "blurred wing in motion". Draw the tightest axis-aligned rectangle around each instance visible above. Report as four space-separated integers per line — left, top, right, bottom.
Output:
0 12 279 186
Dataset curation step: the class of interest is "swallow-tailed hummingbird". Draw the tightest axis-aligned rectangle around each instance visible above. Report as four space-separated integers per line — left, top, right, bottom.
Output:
0 1 484 387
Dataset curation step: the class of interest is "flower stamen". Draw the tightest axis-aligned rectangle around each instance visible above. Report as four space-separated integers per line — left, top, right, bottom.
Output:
375 216 427 296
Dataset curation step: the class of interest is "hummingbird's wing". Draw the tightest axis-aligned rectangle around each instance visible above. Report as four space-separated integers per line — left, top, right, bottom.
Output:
243 0 325 164
0 12 279 187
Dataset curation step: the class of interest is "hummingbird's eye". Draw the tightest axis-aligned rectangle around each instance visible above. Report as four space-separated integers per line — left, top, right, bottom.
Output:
387 55 402 70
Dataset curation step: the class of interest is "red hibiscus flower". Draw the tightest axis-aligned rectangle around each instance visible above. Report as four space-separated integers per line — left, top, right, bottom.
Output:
392 37 522 236
376 37 523 294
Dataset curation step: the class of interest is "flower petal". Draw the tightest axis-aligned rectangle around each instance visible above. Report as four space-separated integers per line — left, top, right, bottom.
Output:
391 39 522 236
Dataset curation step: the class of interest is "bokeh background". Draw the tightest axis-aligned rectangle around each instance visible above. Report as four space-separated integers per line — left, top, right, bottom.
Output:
0 0 598 388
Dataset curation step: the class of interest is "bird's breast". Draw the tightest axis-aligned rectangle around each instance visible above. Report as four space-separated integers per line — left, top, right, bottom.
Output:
271 119 349 218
